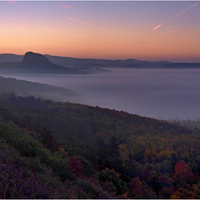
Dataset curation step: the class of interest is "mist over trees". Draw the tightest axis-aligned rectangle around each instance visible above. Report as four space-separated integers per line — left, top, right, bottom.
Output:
0 76 78 102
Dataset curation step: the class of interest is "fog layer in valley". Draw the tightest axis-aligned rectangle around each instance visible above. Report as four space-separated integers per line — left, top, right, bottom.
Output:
2 68 200 120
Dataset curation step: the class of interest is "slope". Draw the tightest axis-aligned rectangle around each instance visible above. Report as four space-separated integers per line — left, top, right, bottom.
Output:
0 52 85 74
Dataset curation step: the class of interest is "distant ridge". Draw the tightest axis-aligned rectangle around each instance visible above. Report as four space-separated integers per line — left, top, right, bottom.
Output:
125 64 140 68
0 52 85 74
0 53 23 62
45 54 171 68
0 52 200 69
163 63 200 68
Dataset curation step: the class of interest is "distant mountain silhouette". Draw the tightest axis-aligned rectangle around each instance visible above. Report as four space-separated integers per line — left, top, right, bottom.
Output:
163 63 200 68
1 52 200 70
125 64 140 68
0 52 85 74
45 54 171 68
23 52 50 64
0 53 23 62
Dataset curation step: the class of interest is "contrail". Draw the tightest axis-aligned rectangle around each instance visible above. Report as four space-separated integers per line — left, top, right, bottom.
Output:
153 2 199 31
66 17 107 30
152 22 164 31
175 2 199 17
66 17 86 24
90 23 107 31
152 18 172 31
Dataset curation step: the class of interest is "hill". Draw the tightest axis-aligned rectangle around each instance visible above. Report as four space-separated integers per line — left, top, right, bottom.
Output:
3 52 200 69
0 75 78 102
163 62 200 68
0 52 86 74
45 54 171 68
1 52 200 69
1 91 200 198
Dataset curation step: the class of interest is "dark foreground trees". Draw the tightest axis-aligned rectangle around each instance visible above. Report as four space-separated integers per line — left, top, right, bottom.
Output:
1 93 200 198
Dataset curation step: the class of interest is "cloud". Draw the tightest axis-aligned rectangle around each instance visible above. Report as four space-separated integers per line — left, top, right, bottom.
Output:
90 23 107 31
152 2 199 31
66 17 86 25
7 1 16 3
66 17 107 30
60 5 72 9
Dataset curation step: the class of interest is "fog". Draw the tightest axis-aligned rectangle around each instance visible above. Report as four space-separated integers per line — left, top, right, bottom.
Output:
2 68 200 120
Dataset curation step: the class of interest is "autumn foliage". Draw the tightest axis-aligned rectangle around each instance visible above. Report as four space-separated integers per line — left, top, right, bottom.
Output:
1 93 200 198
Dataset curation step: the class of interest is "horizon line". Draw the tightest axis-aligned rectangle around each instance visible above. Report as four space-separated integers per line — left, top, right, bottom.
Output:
1 51 200 64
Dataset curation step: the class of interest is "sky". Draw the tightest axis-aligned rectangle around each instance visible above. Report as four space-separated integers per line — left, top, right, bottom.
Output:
0 1 200 62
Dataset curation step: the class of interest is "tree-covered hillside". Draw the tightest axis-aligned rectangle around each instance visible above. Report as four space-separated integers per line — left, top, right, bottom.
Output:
1 93 200 198
0 76 77 102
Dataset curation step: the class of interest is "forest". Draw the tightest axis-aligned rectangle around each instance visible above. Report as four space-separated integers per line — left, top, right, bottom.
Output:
1 92 200 198
0 76 77 102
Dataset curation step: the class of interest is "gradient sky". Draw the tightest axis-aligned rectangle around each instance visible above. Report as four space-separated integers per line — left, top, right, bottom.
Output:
0 1 200 62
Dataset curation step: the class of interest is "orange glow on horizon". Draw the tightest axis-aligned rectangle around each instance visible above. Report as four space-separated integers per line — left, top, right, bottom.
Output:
0 2 200 63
